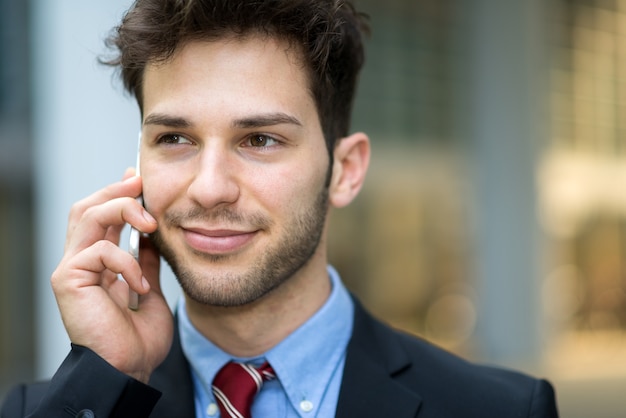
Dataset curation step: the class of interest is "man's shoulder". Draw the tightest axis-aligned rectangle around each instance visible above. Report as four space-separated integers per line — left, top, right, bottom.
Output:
352 296 540 382
392 325 543 390
344 299 559 417
400 329 557 416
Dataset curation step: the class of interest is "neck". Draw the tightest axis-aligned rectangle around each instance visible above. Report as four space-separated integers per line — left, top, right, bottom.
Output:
184 254 331 358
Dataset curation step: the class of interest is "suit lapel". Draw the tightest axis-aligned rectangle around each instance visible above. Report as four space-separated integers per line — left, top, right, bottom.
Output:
335 299 423 418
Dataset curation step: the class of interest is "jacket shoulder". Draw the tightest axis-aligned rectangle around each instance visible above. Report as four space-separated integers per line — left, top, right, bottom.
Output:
401 331 558 416
344 299 559 417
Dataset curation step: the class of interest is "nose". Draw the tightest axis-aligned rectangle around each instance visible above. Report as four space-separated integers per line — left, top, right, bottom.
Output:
186 145 240 209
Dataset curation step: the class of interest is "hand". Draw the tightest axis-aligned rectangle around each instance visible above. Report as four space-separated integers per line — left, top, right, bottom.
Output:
51 170 173 383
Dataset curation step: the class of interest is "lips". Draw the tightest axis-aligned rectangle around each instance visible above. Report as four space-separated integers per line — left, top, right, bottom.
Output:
182 227 257 254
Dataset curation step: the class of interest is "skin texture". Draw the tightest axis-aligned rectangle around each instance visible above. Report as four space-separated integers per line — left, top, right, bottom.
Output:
142 37 332 310
50 34 370 382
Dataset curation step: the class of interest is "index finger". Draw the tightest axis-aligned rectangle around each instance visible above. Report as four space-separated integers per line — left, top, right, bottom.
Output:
66 176 143 245
65 196 157 257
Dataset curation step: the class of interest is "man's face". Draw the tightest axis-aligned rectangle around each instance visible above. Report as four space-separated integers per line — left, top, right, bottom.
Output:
140 36 331 307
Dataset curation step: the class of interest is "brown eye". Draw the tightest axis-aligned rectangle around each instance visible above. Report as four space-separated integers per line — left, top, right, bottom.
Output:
248 134 277 147
157 134 192 145
250 135 268 146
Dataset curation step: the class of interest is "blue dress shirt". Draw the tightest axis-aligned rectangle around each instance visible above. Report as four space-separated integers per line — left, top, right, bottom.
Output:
178 265 354 418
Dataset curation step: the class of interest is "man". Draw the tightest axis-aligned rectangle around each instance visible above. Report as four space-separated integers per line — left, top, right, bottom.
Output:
1 0 559 417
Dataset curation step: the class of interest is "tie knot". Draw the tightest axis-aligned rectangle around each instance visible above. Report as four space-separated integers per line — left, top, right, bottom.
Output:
212 361 275 418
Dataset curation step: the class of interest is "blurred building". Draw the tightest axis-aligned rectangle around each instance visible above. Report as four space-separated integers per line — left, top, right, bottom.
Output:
0 0 34 399
2 0 626 416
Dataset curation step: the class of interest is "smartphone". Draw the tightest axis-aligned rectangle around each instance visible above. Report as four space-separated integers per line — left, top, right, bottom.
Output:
128 133 143 310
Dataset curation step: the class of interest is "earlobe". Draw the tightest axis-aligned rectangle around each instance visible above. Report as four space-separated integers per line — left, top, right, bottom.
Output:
329 132 370 208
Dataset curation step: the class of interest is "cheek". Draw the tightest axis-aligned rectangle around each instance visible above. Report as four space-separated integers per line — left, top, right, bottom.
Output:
252 161 327 215
141 166 181 217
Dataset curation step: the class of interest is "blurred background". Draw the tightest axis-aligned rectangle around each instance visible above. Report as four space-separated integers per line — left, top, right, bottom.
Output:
1 0 625 416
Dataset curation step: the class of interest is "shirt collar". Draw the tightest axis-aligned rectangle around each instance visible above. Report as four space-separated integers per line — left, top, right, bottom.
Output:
177 265 354 414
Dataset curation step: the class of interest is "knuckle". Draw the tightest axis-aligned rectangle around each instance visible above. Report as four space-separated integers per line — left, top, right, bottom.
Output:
81 204 100 222
69 199 89 221
93 239 115 253
50 267 63 288
121 256 138 275
94 240 136 272
50 261 76 292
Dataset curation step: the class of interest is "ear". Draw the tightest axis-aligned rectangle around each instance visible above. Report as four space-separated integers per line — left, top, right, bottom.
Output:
329 132 370 208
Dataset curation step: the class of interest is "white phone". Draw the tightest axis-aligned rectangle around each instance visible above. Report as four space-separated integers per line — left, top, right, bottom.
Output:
128 133 143 310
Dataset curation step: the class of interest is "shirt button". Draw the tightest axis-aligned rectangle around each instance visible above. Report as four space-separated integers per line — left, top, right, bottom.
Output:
206 403 218 416
300 400 314 412
75 410 95 418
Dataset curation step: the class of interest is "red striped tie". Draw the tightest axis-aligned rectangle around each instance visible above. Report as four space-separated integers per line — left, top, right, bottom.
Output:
212 361 276 418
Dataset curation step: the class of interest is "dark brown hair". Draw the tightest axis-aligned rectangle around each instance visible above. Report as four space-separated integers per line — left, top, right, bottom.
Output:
102 0 369 152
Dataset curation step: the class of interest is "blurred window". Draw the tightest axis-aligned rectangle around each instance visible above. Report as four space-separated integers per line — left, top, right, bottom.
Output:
353 0 459 144
0 0 34 398
329 0 475 355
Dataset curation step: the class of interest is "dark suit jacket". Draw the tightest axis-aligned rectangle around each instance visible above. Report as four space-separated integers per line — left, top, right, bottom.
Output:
1 299 559 417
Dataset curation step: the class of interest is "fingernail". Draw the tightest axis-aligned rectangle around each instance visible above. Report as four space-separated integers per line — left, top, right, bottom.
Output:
142 276 150 291
143 210 156 223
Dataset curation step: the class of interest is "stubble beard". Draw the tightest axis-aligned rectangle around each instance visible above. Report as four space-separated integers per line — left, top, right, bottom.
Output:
150 188 329 307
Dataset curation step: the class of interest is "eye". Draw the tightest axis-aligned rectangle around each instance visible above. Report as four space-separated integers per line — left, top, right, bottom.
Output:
156 134 193 145
245 134 279 147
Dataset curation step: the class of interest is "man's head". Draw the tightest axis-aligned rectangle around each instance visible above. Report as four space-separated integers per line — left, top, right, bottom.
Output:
103 1 372 310
104 0 369 153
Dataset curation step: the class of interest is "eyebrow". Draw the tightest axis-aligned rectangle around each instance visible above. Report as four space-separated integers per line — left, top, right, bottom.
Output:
232 112 302 129
143 113 192 128
143 112 302 129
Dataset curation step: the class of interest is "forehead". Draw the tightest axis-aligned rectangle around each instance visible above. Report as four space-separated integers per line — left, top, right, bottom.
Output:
141 35 316 118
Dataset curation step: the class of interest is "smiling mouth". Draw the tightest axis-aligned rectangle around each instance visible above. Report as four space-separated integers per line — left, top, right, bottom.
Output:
182 227 258 254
